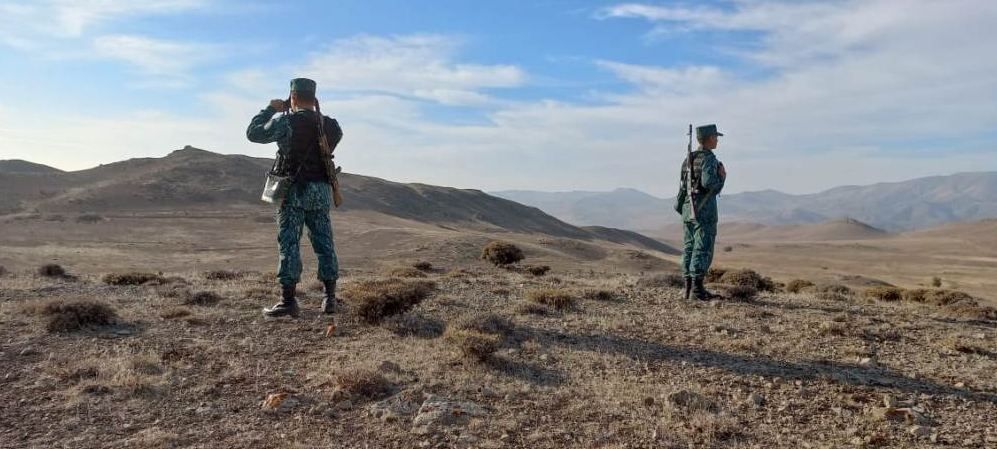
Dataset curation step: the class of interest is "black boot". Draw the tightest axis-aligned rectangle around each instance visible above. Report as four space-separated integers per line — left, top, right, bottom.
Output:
264 284 300 317
684 277 693 300
321 280 338 314
693 277 719 301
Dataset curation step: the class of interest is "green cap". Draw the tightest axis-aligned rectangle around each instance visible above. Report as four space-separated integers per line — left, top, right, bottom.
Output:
289 78 316 93
696 124 724 139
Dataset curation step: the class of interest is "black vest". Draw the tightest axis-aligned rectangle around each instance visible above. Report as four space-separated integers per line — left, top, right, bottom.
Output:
287 112 327 182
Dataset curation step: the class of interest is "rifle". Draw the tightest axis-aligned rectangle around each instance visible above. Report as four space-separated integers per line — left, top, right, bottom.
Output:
314 99 343 208
685 124 697 221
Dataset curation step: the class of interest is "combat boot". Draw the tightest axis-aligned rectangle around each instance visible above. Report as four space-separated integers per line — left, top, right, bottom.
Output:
684 277 693 300
264 284 300 317
692 277 720 301
321 280 339 314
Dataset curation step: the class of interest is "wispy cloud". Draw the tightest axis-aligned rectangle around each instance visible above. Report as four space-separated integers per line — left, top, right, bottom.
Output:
93 35 217 86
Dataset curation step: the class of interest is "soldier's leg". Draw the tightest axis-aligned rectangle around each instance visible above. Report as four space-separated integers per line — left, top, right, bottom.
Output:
304 208 339 282
681 221 696 277
690 221 719 300
276 205 306 287
304 208 340 313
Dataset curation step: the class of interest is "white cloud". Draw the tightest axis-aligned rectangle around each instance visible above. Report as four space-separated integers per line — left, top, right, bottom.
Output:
93 35 216 84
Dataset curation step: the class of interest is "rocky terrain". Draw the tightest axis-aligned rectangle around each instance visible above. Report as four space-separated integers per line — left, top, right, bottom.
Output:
1 259 995 449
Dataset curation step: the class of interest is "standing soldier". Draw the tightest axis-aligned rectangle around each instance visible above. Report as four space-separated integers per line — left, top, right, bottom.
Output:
247 78 343 317
675 124 726 301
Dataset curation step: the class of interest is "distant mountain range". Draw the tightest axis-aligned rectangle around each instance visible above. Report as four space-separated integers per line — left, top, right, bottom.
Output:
0 147 676 254
494 172 997 232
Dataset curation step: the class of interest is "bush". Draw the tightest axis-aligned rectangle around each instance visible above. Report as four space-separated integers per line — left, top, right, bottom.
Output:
636 274 685 289
39 300 117 332
580 288 616 301
705 268 727 283
183 291 222 306
815 292 851 302
523 265 551 276
723 246 733 253
931 276 943 288
481 241 525 266
786 279 815 294
382 312 445 338
38 264 66 278
76 213 104 224
725 285 758 301
0 266 7 276
203 270 244 281
719 269 776 291
526 288 576 310
515 302 551 316
342 279 436 324
412 261 434 272
333 369 392 400
445 313 511 361
102 272 164 286
864 286 904 302
387 267 428 278
816 283 853 296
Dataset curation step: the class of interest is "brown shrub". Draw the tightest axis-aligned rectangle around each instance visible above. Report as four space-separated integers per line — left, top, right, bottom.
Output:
526 288 576 310
0 265 7 276
725 285 758 301
102 272 164 286
333 369 392 400
412 261 434 272
705 268 727 283
523 264 551 276
387 267 428 278
203 270 244 281
786 279 815 294
382 312 445 338
183 291 222 306
39 300 117 332
38 264 66 278
816 283 853 296
580 288 616 301
927 290 975 306
451 313 513 335
818 321 848 336
515 302 551 316
723 246 733 253
76 213 104 224
719 269 776 291
636 274 685 289
864 286 904 302
481 241 525 266
445 329 502 361
342 279 436 324
931 276 943 288
815 292 851 302
945 302 997 321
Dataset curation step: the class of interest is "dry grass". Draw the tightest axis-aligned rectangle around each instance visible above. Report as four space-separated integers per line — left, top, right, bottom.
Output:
818 320 849 336
636 273 684 289
341 278 436 324
903 288 975 306
523 264 551 276
382 312 445 338
159 307 192 320
38 263 66 277
526 288 576 310
785 279 815 293
102 272 164 286
705 268 727 283
412 261 434 272
0 265 7 276
864 286 904 302
514 302 552 316
444 313 511 361
580 288 617 301
182 291 222 306
333 368 392 400
34 300 118 332
725 285 758 301
718 269 776 291
817 283 853 296
481 241 525 266
202 270 244 281
387 267 428 278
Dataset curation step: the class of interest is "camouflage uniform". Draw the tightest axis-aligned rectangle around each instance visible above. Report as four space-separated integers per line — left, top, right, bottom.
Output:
247 104 342 288
675 125 726 289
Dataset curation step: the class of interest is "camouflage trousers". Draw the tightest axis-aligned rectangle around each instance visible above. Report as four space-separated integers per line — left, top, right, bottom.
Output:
276 182 339 287
681 219 717 278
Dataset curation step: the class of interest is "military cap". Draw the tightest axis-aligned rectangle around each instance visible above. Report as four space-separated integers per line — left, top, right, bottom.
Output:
696 124 724 139
289 78 317 93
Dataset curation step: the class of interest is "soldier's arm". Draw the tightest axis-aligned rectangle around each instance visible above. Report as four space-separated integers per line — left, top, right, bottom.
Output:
246 106 285 144
323 116 344 149
700 155 725 197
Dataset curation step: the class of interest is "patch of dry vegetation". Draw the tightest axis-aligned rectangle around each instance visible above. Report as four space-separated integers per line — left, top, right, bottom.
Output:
444 314 512 362
718 269 776 291
332 368 392 400
102 272 164 286
202 270 244 281
32 300 118 332
526 288 576 310
481 241 525 266
342 278 436 324
580 288 616 301
387 267 429 278
636 273 684 289
514 302 552 316
383 312 445 338
182 291 222 306
724 285 758 301
864 286 904 302
785 279 815 293
38 263 66 278
522 264 551 276
0 265 7 276
412 261 434 272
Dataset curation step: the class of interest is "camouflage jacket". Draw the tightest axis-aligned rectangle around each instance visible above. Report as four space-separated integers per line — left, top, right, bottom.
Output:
674 149 725 224
246 106 343 180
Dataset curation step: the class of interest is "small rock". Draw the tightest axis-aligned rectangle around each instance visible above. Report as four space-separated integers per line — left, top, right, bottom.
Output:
954 382 966 388
859 358 874 366
411 396 488 433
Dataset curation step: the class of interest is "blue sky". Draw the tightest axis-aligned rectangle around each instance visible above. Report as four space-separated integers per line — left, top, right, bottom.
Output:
2 0 996 196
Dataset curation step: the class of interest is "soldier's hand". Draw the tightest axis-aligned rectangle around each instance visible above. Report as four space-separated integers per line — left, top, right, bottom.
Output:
269 99 288 112
719 162 727 180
